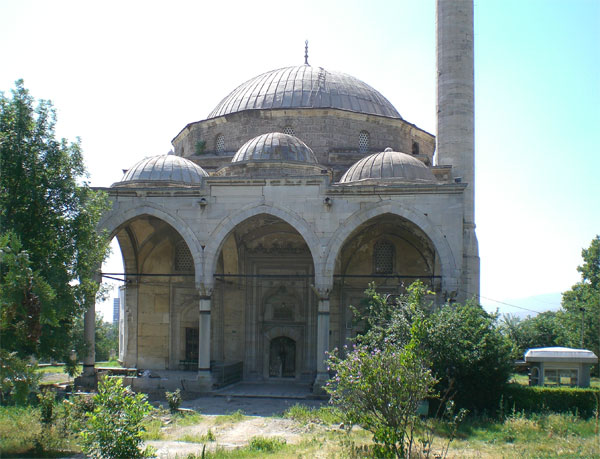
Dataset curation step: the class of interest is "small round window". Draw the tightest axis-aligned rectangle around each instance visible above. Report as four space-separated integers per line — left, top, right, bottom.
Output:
215 134 225 153
359 131 370 154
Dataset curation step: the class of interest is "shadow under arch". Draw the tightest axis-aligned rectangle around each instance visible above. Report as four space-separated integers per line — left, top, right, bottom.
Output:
324 201 459 293
99 202 204 287
203 204 322 290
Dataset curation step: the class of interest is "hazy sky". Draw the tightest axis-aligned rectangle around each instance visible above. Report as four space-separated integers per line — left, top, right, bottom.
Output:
1 0 598 320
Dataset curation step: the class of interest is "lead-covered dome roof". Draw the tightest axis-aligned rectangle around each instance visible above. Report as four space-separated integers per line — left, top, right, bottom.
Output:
115 155 208 186
209 65 401 119
339 148 435 183
232 132 317 163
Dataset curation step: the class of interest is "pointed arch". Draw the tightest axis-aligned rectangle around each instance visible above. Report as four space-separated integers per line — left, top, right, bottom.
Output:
324 201 459 293
203 204 322 291
99 202 204 287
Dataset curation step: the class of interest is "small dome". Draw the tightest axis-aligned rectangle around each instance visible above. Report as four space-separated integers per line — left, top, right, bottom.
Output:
116 155 208 186
232 132 317 164
209 65 401 119
339 150 435 183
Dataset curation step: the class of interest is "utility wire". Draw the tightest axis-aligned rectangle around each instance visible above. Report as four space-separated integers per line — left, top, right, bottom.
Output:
458 289 544 315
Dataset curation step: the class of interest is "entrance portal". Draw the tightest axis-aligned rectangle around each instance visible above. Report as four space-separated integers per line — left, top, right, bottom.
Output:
269 337 296 378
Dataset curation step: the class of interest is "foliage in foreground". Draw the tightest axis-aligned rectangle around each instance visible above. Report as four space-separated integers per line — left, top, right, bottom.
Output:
0 350 40 405
80 376 153 458
426 301 513 412
350 281 513 413
327 284 440 458
0 80 111 366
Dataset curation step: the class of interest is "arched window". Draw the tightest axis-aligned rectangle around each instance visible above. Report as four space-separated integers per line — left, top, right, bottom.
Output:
359 130 370 154
282 125 295 136
412 141 420 155
174 240 194 272
215 133 225 154
373 239 394 274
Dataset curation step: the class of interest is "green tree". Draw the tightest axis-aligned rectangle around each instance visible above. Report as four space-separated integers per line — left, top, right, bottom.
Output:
349 282 512 413
562 236 600 375
426 302 513 412
501 311 569 361
0 80 110 362
69 314 119 363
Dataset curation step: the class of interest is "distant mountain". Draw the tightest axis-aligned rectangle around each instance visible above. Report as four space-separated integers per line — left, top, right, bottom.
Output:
481 292 562 319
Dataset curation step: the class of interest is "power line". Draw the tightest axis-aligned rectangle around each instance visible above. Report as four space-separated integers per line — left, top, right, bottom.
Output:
458 289 543 315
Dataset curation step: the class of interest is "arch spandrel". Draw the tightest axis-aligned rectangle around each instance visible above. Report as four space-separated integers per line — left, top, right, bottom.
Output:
323 201 459 294
99 202 204 287
203 204 323 291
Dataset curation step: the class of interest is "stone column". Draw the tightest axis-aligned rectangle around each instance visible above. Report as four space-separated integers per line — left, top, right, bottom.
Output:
313 294 330 394
76 270 101 389
82 299 96 377
436 0 480 302
197 295 212 391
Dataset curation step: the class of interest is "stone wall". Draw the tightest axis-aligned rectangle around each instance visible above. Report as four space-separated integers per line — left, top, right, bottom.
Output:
173 109 435 179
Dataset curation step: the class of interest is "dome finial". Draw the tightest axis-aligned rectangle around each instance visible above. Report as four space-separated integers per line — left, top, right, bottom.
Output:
304 40 309 66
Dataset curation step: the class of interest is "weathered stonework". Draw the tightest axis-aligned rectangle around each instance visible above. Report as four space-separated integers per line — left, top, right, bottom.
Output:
84 0 479 394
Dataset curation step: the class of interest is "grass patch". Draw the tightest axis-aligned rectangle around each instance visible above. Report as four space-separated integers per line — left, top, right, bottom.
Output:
173 410 204 426
0 406 41 455
178 429 216 443
0 404 81 457
248 436 286 452
95 360 124 368
140 417 165 441
282 403 343 425
213 409 246 425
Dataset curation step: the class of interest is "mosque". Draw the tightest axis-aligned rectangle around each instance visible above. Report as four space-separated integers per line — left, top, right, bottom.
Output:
83 0 480 393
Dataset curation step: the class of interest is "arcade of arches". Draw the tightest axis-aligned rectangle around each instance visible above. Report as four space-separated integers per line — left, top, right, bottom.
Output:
106 210 444 391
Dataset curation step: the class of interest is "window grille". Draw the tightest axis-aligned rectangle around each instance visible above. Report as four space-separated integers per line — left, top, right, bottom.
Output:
374 240 394 274
174 241 194 272
215 134 225 153
359 130 370 153
283 126 295 136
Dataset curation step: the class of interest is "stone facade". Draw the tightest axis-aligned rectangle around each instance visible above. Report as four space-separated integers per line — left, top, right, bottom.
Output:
86 0 479 393
173 108 435 180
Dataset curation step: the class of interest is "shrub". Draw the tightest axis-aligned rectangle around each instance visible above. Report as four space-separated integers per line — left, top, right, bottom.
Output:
326 313 436 458
502 384 600 418
166 388 182 413
37 389 55 424
80 376 153 458
425 302 513 412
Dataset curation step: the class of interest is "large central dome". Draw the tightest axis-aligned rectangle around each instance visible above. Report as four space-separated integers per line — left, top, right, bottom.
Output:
208 65 402 119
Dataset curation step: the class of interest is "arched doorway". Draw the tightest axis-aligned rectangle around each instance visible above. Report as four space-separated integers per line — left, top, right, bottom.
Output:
212 213 317 382
269 337 296 378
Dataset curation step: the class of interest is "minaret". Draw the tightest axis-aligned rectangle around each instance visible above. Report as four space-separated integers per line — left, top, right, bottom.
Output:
436 0 480 301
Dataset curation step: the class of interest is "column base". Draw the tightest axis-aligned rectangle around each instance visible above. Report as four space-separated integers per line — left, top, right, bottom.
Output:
74 369 98 390
312 372 330 396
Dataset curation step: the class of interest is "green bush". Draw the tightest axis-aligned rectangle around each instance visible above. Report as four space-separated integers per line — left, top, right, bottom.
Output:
426 302 513 413
327 309 437 458
80 376 153 458
166 388 182 413
502 384 600 418
0 351 40 405
37 390 55 424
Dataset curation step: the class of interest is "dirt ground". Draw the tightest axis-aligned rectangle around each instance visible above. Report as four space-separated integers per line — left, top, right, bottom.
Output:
146 396 330 458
